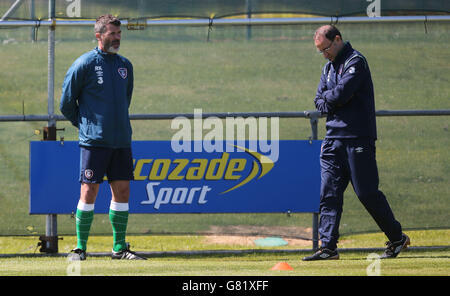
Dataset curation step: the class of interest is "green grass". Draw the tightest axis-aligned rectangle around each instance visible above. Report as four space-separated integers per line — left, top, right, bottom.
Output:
1 251 449 276
1 229 449 254
0 23 449 237
0 230 449 276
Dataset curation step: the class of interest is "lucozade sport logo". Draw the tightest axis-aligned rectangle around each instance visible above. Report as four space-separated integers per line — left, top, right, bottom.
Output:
137 146 275 210
138 109 279 210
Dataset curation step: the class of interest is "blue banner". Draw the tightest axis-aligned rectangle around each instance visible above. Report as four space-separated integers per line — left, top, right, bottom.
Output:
29 140 320 214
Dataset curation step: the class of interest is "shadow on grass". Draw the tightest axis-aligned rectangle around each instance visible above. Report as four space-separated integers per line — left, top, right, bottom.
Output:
1 246 448 260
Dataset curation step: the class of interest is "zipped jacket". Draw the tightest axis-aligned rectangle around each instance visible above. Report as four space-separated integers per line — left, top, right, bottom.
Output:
314 42 377 140
60 47 133 148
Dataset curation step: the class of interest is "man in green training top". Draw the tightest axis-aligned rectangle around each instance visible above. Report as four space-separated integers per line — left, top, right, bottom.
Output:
60 14 145 260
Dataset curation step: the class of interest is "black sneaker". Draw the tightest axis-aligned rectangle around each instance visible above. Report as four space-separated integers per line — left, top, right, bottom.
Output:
69 248 87 261
302 248 339 261
111 243 147 260
380 233 410 259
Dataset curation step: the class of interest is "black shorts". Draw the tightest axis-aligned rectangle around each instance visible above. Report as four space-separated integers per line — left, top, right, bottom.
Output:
79 146 134 183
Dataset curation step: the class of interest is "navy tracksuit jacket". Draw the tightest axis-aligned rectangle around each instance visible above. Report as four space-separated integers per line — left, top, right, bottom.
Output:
60 47 134 148
314 42 402 249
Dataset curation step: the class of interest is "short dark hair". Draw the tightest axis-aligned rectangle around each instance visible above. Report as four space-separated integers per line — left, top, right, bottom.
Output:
314 25 342 41
95 14 121 34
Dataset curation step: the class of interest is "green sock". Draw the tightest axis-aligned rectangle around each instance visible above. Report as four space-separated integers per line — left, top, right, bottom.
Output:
109 209 129 252
76 209 94 251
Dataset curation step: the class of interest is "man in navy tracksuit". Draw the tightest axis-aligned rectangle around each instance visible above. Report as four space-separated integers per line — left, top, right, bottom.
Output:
303 25 410 261
60 15 145 260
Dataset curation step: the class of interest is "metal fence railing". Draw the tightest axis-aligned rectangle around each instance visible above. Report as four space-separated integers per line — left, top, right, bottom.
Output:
1 109 449 253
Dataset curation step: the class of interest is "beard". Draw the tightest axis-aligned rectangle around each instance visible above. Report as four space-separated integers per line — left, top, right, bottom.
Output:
107 45 120 54
104 40 120 54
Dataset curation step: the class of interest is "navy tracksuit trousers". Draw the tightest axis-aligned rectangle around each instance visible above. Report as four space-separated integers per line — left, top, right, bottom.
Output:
319 138 402 250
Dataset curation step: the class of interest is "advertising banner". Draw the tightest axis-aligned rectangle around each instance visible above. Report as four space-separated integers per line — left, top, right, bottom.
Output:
30 140 320 214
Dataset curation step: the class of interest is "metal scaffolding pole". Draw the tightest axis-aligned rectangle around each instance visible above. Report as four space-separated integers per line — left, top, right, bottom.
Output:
30 0 36 42
0 15 449 28
42 0 58 254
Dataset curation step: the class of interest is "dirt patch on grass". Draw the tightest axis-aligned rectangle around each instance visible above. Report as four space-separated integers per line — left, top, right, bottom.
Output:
204 235 312 247
202 225 313 247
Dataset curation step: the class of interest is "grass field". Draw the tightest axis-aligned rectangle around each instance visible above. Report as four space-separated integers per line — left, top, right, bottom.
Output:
1 250 449 276
0 230 449 276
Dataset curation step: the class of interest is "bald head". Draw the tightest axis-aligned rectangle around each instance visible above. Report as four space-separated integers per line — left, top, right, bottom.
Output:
314 25 344 61
314 25 342 42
